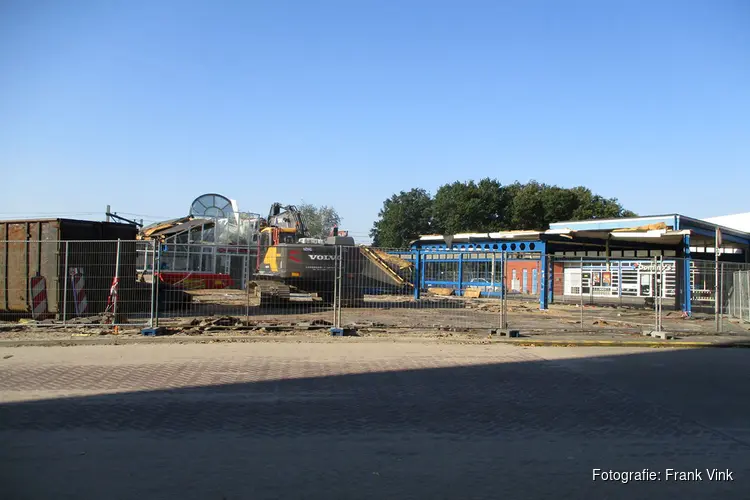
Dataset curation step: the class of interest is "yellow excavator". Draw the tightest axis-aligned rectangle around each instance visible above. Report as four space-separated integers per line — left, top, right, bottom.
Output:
248 203 413 307
248 203 360 306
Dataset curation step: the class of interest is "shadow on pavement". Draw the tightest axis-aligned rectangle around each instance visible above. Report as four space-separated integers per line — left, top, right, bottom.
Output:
1 347 749 499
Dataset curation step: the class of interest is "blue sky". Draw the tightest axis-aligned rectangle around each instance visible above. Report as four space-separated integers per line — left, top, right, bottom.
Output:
2 0 749 242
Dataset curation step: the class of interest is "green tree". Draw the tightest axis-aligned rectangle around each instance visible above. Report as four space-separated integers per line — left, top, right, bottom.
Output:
298 202 342 239
508 181 548 230
541 186 580 225
371 181 636 242
569 187 634 220
370 188 433 248
432 178 509 233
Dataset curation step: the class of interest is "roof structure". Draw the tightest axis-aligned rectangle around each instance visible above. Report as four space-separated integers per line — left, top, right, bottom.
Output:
412 214 750 249
549 214 750 247
701 212 750 233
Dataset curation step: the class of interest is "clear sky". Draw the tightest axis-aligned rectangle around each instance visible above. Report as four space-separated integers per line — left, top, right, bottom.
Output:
2 0 749 242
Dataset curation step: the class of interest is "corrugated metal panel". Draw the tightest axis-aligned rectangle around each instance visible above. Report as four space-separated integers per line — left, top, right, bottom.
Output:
0 219 138 316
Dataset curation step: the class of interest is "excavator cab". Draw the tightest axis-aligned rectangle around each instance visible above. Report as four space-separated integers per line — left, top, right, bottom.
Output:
256 226 300 273
256 202 308 272
259 226 299 247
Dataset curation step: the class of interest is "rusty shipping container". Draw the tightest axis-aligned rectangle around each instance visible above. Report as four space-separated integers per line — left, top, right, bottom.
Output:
0 219 139 319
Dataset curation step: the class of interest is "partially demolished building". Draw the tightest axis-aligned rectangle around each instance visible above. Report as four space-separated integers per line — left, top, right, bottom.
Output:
137 194 263 289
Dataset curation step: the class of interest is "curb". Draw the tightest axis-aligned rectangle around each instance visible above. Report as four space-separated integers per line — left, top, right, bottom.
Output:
1 335 749 349
503 339 750 348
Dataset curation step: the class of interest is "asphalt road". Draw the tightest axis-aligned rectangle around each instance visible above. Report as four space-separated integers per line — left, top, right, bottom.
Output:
1 342 749 499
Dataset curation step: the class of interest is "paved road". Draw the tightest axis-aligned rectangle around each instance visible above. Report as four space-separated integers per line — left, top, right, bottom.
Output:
1 342 749 499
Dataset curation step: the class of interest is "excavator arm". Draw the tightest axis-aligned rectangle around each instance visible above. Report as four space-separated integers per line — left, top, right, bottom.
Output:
267 202 310 237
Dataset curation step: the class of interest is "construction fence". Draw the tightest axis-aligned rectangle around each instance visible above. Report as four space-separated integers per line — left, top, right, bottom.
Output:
1 240 749 335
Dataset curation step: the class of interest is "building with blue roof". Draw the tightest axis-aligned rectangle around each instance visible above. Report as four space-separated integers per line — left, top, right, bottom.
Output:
399 213 750 315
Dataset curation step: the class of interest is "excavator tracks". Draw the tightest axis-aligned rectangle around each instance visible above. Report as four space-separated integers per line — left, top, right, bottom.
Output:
248 280 292 307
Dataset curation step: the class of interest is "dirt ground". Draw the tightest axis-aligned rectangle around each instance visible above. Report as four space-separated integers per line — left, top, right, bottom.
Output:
188 290 750 333
2 291 748 341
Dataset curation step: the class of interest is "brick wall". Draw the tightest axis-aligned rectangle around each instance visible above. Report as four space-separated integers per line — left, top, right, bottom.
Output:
503 260 541 294
553 262 565 296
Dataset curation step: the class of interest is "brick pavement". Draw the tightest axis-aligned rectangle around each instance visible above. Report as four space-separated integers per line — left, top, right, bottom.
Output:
1 343 749 499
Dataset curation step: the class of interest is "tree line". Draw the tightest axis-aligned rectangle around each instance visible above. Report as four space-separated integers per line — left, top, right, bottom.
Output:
369 179 636 248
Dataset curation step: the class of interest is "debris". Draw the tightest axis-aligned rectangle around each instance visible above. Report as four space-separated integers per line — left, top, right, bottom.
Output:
330 327 358 336
498 329 521 338
66 315 108 325
198 316 241 328
141 327 168 336
349 321 387 328
213 316 237 327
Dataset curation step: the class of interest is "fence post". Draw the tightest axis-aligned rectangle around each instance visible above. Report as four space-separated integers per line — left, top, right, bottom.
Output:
653 256 660 333
337 246 344 328
653 257 657 333
658 256 664 332
245 238 251 324
332 245 342 329
746 271 750 324
738 270 743 321
501 251 508 330
539 250 547 310
659 256 663 332
740 270 745 322
61 241 69 325
149 241 156 328
743 270 747 323
154 242 161 328
719 262 725 332
457 253 464 297
491 253 496 292
714 250 720 333
332 245 338 327
580 257 584 330
112 239 121 325
413 249 421 300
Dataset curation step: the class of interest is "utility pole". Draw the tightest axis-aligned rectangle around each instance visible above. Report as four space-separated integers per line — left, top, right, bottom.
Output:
106 205 111 223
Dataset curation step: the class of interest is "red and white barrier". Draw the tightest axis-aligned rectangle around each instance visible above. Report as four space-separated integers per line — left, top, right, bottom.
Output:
106 276 119 314
30 275 48 319
69 269 88 316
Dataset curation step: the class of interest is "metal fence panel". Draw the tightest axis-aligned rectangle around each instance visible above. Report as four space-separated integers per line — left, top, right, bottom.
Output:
0 240 156 326
3 241 748 335
339 248 505 332
149 241 339 330
535 255 660 334
727 270 750 325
